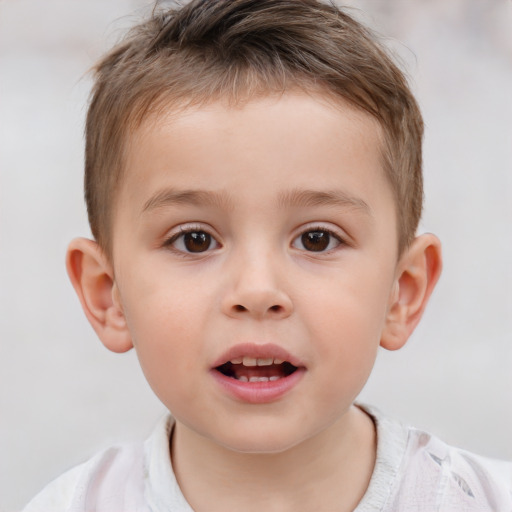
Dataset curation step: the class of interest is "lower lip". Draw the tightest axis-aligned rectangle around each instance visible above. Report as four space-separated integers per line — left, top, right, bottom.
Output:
211 368 306 404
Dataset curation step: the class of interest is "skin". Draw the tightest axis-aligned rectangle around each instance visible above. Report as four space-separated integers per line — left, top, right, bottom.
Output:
67 92 442 511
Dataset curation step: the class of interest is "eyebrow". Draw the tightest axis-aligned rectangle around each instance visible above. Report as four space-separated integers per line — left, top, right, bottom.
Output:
277 188 372 215
141 188 233 213
141 186 371 217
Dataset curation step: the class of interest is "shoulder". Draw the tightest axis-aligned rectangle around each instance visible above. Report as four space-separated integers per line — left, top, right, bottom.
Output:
358 405 512 512
23 442 148 512
398 426 512 510
23 414 193 512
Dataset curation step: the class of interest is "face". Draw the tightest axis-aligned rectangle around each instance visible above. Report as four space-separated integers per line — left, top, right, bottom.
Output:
111 93 400 454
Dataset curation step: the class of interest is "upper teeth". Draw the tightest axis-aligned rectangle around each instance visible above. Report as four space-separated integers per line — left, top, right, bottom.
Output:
230 357 284 366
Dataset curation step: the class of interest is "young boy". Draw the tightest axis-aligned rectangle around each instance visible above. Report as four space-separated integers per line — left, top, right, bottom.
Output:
24 0 511 510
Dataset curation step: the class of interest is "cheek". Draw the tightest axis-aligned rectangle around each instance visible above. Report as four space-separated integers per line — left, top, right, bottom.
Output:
301 268 392 376
304 292 383 415
306 269 390 339
120 278 210 395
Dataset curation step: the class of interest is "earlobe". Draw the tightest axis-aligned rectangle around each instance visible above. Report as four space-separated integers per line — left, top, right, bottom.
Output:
380 233 442 351
66 238 133 353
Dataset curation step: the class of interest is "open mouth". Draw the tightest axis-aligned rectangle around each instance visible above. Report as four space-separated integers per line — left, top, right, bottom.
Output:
215 357 298 383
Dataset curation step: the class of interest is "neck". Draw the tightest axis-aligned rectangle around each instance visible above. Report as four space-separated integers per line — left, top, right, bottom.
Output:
171 405 376 512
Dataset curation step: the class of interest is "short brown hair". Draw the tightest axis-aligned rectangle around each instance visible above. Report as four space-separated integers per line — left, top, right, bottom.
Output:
85 0 423 257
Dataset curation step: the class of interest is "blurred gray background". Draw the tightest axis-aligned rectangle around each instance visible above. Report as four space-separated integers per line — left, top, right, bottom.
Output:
1 1 511 510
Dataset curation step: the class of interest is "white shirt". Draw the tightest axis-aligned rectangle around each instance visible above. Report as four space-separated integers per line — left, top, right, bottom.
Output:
24 406 512 511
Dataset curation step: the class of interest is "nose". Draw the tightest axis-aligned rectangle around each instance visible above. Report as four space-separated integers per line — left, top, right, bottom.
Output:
221 254 293 320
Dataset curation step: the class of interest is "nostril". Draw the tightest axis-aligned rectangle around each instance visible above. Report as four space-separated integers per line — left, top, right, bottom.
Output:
233 304 281 313
227 299 291 318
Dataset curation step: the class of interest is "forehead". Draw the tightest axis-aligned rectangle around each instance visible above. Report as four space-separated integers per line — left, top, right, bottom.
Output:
117 92 393 222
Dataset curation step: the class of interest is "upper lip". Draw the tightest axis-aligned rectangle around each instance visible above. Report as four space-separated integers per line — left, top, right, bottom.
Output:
212 342 305 368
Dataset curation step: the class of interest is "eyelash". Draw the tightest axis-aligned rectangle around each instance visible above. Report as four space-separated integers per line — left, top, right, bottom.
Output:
291 226 345 253
164 225 346 255
164 225 220 255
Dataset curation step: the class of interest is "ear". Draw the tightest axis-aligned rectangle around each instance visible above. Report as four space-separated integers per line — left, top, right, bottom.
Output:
66 237 133 353
380 233 442 351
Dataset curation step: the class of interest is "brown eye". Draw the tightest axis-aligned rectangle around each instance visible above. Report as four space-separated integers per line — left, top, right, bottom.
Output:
301 230 329 251
183 231 212 252
169 229 219 254
292 228 342 252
